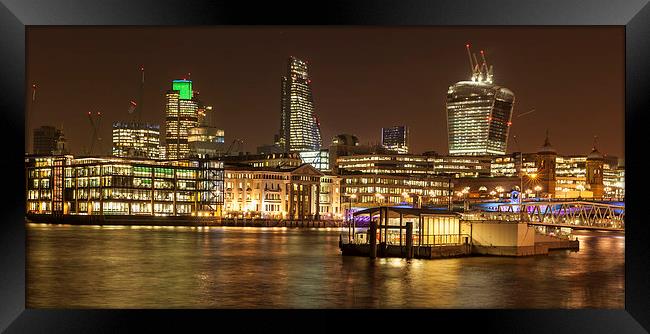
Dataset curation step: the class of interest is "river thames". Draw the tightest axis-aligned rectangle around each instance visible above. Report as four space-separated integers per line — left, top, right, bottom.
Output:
26 224 624 308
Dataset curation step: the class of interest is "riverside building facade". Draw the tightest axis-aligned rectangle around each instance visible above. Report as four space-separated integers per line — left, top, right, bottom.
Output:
25 155 224 217
223 164 342 220
340 174 453 208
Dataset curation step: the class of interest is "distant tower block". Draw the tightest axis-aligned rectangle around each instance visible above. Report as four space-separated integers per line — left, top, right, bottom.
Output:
535 130 557 198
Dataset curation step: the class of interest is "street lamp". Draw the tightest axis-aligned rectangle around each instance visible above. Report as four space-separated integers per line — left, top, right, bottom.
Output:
495 186 504 198
375 193 384 205
576 184 585 199
534 185 542 198
461 187 470 211
402 191 410 206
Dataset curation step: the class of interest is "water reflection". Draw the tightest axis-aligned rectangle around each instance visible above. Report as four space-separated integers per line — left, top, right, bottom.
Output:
27 226 623 308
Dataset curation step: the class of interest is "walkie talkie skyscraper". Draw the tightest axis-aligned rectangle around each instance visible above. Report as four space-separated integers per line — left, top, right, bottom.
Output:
446 44 515 156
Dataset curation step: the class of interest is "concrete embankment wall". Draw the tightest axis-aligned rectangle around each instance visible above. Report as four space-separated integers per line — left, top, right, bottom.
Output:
26 214 343 228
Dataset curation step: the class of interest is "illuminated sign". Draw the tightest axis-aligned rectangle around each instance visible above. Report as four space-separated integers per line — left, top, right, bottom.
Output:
172 80 193 99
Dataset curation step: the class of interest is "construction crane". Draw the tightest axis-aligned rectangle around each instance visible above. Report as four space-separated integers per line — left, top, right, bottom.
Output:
87 111 103 155
466 44 495 83
28 83 37 153
480 50 494 82
225 138 244 156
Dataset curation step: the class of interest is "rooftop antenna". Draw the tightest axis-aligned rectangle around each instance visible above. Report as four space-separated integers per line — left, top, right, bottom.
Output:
592 135 599 151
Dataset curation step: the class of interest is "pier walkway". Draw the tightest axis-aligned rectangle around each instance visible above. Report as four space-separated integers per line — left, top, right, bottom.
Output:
486 201 624 232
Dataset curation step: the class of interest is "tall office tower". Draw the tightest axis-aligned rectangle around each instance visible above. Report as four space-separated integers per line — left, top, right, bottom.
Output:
165 79 199 160
278 56 322 153
112 122 161 159
446 45 515 156
381 126 409 154
33 125 64 155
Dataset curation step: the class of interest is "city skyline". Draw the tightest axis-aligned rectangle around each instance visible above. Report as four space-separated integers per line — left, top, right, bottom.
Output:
26 27 624 158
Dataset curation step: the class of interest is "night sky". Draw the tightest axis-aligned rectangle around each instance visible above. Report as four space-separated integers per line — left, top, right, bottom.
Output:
26 27 624 159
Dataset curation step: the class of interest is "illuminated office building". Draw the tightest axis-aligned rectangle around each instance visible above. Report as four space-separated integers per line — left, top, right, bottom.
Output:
299 149 330 171
381 126 409 154
446 45 515 156
112 122 161 159
224 152 302 169
336 153 490 178
278 56 322 153
490 153 538 177
341 174 453 208
25 155 224 217
328 134 375 173
165 79 199 160
188 104 226 158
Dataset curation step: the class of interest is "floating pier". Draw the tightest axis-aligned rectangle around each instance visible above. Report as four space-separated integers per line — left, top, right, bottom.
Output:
339 206 579 259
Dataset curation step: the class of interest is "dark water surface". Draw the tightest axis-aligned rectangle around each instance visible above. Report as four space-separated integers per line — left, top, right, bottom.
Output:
26 224 624 308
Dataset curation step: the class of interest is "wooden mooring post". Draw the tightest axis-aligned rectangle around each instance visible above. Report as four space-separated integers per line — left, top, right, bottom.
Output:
405 222 413 259
369 220 377 259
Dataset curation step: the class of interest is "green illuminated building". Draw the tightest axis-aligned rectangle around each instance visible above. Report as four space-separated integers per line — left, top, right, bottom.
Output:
172 79 193 100
165 79 199 159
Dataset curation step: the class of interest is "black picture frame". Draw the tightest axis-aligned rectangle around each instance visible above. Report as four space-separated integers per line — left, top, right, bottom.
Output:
1 0 648 332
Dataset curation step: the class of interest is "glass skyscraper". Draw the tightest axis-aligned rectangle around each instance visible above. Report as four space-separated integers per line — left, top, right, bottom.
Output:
33 125 64 155
446 47 515 156
165 79 199 160
278 56 322 153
